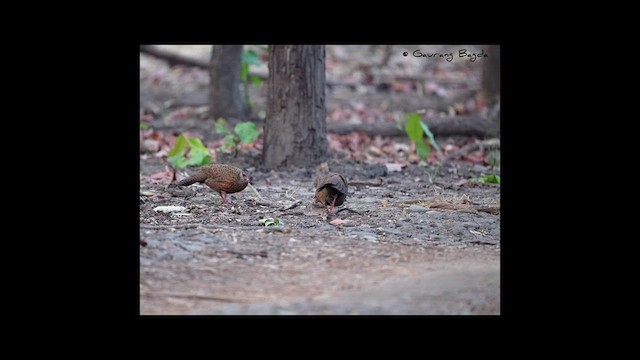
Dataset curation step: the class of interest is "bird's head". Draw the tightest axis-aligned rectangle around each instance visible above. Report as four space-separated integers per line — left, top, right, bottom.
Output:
240 171 250 185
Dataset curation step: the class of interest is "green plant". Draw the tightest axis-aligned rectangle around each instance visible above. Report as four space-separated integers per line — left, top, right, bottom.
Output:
241 48 265 108
404 113 440 161
140 123 150 129
215 118 261 155
259 217 283 226
469 174 500 184
167 134 212 169
488 146 500 169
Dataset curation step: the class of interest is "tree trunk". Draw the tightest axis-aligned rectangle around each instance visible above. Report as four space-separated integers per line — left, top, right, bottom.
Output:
209 45 247 121
481 45 500 104
263 45 327 169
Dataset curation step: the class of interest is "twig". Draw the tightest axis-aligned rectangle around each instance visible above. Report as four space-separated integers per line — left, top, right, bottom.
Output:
397 199 429 205
284 189 298 201
226 249 268 258
262 226 292 233
281 199 302 211
245 183 281 207
477 206 500 215
348 177 384 187
140 292 249 303
140 224 261 230
335 207 364 215
247 183 266 202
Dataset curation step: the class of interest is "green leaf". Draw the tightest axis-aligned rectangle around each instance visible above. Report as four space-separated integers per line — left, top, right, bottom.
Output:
235 122 260 144
168 135 188 158
187 136 207 151
215 118 228 134
419 120 440 151
242 50 260 66
415 139 431 160
169 154 188 169
225 134 238 147
240 63 249 82
483 174 500 184
140 123 149 129
259 217 283 226
469 175 500 184
186 150 211 166
405 113 424 142
249 74 262 87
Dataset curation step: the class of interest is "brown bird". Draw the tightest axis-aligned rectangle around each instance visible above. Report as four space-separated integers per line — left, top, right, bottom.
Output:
174 164 249 205
315 172 348 214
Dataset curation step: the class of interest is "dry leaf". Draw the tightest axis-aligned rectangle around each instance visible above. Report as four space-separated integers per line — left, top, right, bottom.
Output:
385 163 406 172
330 218 349 226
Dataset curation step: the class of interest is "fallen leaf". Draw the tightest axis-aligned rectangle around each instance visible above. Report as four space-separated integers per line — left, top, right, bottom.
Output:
153 206 187 213
330 218 350 226
385 163 406 172
148 166 175 184
453 179 468 187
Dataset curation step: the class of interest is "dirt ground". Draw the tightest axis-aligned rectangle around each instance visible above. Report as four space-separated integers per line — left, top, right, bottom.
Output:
140 156 500 315
139 45 500 315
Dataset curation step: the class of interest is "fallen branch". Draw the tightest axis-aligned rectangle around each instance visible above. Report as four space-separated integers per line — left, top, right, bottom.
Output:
140 45 210 69
327 116 499 138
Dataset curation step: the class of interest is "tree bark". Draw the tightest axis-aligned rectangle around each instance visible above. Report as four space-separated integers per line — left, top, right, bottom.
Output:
209 45 247 121
263 45 327 169
482 45 500 103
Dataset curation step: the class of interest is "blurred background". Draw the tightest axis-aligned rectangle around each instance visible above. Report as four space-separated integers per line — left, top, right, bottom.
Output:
140 45 499 171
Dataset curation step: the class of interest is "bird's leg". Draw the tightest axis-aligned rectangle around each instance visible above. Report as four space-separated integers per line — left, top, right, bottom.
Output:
327 194 338 214
219 191 229 205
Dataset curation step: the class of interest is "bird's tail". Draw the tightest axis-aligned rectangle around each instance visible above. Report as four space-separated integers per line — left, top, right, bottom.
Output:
175 172 207 186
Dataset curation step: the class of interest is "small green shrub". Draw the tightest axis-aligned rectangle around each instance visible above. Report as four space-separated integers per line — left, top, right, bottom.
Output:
259 217 283 226
167 134 212 169
404 113 440 161
469 174 500 184
215 118 260 154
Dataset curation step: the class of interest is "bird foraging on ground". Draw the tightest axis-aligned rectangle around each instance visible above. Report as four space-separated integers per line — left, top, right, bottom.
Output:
315 172 348 214
174 164 249 205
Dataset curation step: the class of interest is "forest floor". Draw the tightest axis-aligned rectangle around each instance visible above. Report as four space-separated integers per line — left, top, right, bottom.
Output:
139 45 500 315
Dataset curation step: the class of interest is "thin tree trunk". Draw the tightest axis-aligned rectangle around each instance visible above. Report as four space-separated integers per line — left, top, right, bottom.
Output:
263 45 327 169
209 45 247 121
482 45 500 103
